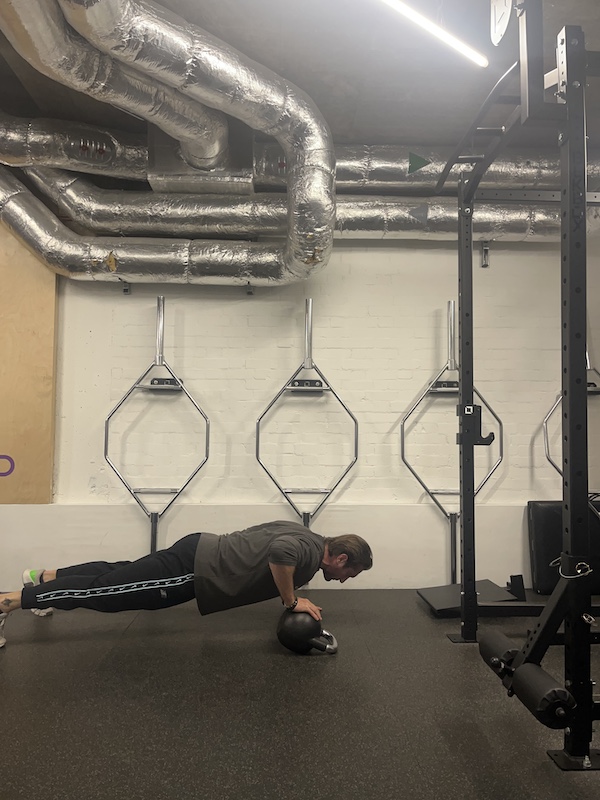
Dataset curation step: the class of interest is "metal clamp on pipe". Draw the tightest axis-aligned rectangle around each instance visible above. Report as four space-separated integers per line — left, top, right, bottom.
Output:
478 629 520 678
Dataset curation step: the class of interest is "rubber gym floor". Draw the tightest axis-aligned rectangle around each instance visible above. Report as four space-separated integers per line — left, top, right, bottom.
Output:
2 589 599 800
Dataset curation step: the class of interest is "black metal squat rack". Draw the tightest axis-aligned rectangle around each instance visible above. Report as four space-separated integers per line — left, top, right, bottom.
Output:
436 0 600 769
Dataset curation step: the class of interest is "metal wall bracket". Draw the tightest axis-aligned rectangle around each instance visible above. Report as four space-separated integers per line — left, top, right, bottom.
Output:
481 241 491 268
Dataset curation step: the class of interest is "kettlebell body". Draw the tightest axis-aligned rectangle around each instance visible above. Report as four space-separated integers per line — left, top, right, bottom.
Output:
276 610 338 654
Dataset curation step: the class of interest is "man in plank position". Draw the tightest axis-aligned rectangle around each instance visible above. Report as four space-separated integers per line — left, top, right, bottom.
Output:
0 520 373 647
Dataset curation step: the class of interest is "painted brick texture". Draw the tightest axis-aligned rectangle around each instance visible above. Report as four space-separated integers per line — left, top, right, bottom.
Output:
53 241 600 510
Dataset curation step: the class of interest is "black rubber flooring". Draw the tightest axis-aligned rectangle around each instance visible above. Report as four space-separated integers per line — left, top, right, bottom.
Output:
1 589 599 800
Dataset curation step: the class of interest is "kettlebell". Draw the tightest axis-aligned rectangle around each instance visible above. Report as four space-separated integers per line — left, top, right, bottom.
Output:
276 609 338 655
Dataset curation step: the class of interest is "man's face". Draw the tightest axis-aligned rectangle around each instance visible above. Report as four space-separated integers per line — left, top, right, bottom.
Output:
322 555 364 583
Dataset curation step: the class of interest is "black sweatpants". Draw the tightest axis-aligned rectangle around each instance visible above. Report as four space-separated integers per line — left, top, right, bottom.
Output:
21 533 200 613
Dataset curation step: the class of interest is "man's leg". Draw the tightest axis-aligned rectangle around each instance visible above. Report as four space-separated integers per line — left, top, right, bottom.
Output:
0 590 21 646
16 533 201 613
0 592 21 612
23 560 140 617
27 562 132 585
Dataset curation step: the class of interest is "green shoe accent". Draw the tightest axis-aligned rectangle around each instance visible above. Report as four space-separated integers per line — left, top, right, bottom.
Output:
22 568 44 587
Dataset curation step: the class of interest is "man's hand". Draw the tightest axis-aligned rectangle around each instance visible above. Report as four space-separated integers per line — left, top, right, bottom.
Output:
268 562 322 621
294 596 322 621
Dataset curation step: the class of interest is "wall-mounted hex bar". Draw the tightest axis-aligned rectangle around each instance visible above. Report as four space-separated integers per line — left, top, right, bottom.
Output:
104 296 209 551
542 350 600 520
256 298 358 527
400 301 503 583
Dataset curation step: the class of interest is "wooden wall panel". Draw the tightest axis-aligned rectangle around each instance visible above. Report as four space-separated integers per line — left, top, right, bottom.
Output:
0 230 57 503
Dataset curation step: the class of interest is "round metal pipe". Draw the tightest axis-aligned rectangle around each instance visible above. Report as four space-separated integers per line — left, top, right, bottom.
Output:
155 296 165 366
304 298 313 369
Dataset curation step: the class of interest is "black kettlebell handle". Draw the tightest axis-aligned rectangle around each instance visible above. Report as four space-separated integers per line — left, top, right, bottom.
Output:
308 628 338 654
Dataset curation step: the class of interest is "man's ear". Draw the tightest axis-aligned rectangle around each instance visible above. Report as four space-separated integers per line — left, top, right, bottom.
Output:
337 553 348 566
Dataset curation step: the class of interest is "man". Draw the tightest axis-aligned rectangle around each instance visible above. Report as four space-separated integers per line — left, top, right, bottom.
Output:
0 520 372 647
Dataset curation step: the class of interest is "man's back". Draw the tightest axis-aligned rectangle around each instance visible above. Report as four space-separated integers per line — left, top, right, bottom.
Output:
194 520 325 614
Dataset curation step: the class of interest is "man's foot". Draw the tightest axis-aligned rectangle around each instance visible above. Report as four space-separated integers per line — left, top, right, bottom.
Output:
0 612 7 648
22 569 54 617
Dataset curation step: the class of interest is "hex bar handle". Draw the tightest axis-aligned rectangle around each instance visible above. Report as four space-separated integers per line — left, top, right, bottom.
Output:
105 298 210 519
542 395 563 477
400 363 455 520
133 488 179 494
256 300 358 525
105 359 209 518
257 361 358 524
400 301 503 518
473 388 504 495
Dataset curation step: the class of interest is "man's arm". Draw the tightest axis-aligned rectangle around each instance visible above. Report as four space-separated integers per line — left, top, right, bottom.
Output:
268 563 322 621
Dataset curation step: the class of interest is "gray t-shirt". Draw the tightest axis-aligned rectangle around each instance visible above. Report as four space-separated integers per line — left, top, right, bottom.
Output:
193 520 325 614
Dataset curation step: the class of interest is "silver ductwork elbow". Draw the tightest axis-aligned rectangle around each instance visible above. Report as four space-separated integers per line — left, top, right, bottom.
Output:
0 0 229 170
0 0 594 289
0 166 314 285
56 0 336 280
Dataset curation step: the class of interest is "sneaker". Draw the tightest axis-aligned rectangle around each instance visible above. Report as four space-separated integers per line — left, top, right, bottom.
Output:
0 612 6 648
22 569 54 617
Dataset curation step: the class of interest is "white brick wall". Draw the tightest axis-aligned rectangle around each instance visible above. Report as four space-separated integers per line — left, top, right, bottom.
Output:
54 241 600 506
2 238 600 590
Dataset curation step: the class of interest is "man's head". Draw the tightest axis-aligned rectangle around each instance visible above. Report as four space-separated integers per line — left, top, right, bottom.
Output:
321 534 373 583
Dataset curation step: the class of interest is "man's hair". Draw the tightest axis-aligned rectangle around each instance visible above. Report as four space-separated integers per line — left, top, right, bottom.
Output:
324 535 373 570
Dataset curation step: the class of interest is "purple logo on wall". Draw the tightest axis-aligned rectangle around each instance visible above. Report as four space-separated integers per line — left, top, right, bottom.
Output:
0 455 15 476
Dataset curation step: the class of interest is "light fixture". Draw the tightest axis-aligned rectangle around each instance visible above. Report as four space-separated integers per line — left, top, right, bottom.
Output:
380 0 489 68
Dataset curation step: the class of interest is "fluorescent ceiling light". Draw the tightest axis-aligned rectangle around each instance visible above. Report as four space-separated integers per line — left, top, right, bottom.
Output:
380 0 489 68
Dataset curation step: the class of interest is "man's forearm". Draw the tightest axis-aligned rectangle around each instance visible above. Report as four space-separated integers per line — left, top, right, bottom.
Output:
269 562 323 621
268 563 296 606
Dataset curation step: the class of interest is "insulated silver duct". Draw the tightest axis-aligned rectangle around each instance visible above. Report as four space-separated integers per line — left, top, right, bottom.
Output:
25 167 580 243
255 142 600 194
9 109 600 198
10 110 600 197
0 111 148 179
25 167 282 236
55 0 336 279
0 0 229 169
0 0 593 288
0 166 308 285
